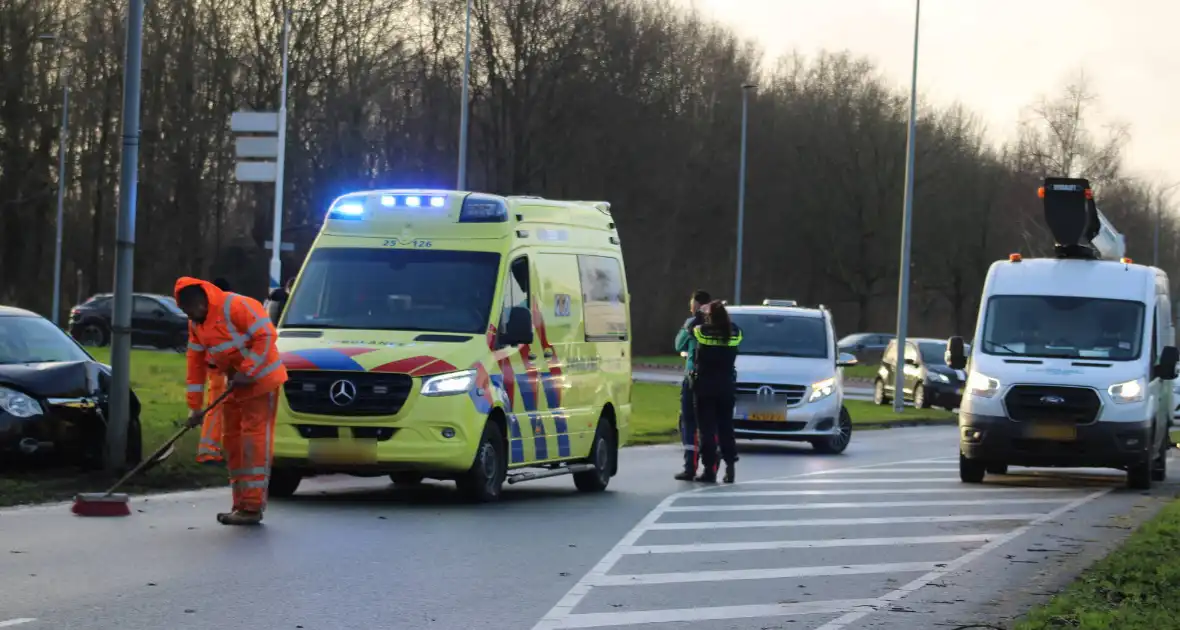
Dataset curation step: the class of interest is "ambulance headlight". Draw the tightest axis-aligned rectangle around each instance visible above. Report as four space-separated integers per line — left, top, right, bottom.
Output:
1108 378 1145 404
421 370 477 397
808 377 836 402
966 371 1001 398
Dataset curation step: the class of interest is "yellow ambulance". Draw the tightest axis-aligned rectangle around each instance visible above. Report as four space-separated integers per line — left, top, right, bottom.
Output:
266 190 632 501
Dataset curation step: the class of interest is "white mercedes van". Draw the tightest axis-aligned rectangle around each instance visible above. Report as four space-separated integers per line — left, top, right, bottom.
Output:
948 177 1178 489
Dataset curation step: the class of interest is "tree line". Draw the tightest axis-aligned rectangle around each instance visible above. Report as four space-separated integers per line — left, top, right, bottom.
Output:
1 0 1174 354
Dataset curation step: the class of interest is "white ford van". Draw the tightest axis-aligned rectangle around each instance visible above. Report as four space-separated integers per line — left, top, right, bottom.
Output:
948 177 1178 489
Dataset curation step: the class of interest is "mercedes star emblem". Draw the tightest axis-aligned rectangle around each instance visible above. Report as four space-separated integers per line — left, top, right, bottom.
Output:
756 385 775 399
330 379 358 406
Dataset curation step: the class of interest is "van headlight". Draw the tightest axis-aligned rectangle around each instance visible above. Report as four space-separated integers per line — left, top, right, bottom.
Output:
1108 378 1145 404
0 386 44 418
808 377 836 403
420 370 477 397
966 371 1000 398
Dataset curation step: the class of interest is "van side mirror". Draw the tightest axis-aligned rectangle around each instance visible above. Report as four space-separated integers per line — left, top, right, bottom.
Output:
500 306 534 347
946 336 967 370
1156 346 1179 381
837 352 858 367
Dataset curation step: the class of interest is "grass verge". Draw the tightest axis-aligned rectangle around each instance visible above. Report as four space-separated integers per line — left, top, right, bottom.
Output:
1014 498 1180 630
629 382 954 445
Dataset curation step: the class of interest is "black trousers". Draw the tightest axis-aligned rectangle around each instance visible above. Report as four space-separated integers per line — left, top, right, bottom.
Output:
678 377 698 471
695 390 737 472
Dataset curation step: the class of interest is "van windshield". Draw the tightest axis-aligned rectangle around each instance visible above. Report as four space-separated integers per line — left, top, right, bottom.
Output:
981 295 1146 361
281 248 502 334
728 313 829 359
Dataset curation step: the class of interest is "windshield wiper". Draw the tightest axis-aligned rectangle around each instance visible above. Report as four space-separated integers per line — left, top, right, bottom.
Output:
982 340 1021 355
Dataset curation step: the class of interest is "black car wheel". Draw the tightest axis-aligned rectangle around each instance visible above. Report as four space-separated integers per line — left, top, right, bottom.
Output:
812 407 853 455
269 469 304 498
76 322 109 347
456 420 507 502
574 417 616 493
960 452 986 483
913 384 930 409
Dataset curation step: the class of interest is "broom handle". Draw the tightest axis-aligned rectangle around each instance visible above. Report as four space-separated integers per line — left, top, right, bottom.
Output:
102 384 236 497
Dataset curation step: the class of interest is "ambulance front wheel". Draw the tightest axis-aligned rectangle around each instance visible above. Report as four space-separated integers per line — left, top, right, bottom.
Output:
269 468 303 498
457 420 507 502
574 418 616 493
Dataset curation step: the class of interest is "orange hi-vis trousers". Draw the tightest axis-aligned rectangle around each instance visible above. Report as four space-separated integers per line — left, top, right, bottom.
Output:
196 371 227 464
224 388 280 513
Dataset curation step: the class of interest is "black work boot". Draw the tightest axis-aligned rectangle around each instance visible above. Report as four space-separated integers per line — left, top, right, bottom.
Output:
674 467 696 481
696 466 718 483
723 462 736 484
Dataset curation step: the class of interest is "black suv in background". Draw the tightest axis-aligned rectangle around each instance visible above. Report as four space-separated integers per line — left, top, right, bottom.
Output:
873 337 969 411
67 293 190 351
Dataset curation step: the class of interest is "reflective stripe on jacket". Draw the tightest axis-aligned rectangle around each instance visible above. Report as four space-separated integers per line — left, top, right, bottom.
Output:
691 323 743 396
175 277 289 410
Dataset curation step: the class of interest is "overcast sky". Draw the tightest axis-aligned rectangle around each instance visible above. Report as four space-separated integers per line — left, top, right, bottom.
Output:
682 0 1178 187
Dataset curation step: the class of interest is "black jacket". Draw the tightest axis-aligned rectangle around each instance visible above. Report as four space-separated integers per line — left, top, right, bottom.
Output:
691 322 743 396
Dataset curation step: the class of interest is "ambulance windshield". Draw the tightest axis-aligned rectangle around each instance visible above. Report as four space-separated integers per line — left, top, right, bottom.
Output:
281 248 502 334
980 295 1146 361
729 313 829 359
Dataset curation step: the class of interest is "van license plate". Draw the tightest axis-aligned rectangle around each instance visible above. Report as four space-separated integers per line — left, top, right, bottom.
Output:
309 439 378 464
1027 423 1077 441
749 411 786 422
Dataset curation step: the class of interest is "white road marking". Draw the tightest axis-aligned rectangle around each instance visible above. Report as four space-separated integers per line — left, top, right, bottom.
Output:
0 620 36 628
685 487 1075 498
646 513 1047 530
663 497 1075 512
741 478 962 484
531 454 1108 630
540 599 881 629
812 488 1112 630
622 533 994 555
814 467 960 473
588 561 943 586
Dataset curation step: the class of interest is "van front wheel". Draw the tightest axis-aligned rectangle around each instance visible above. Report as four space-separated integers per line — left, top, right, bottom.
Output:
457 421 507 502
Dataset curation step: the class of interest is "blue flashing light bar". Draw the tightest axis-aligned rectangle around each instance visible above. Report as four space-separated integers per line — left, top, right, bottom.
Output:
459 194 509 223
328 200 366 220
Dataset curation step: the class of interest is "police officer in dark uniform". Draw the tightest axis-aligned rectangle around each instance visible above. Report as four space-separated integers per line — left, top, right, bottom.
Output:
690 299 743 483
674 290 711 481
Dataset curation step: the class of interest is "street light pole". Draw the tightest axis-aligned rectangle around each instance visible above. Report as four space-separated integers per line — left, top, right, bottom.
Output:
735 83 756 306
270 8 291 292
893 0 921 414
107 0 147 471
457 0 472 190
40 34 70 327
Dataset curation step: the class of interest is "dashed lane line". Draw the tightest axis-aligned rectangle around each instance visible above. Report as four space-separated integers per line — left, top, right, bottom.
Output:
587 560 945 587
543 599 882 629
0 620 36 628
684 487 1076 498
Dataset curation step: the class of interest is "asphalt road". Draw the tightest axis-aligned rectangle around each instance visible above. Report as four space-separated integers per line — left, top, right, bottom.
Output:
1 427 1173 630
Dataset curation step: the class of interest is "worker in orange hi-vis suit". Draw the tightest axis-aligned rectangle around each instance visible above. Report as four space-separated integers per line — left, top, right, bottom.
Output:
195 277 233 466
175 277 288 525
195 366 227 465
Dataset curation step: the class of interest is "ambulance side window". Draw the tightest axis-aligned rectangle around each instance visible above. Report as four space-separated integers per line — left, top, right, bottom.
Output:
498 256 530 336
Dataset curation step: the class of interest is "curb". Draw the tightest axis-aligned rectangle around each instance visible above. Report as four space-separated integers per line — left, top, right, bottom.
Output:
858 418 958 430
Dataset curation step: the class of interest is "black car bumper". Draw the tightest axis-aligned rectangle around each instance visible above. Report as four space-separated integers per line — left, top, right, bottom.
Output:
924 380 964 407
960 412 1154 468
0 406 102 462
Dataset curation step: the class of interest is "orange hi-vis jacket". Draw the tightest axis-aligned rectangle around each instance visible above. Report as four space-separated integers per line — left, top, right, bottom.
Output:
174 278 288 408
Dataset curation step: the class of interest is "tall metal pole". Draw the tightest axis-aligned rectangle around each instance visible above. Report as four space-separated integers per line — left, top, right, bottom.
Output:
735 84 755 306
270 8 291 292
1155 201 1161 267
457 0 472 190
107 0 146 471
52 71 70 326
893 0 921 414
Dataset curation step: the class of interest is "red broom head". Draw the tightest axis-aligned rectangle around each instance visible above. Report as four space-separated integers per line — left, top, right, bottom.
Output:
72 493 132 517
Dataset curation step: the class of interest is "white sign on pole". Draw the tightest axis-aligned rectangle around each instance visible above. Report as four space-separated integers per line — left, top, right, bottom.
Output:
230 112 280 134
264 240 295 252
235 161 278 183
235 137 280 159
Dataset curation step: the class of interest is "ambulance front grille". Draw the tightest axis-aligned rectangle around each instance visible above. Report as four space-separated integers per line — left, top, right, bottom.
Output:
284 371 413 417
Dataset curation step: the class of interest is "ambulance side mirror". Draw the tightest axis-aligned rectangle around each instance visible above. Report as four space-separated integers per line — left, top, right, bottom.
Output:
946 336 968 370
1156 346 1179 381
500 306 534 347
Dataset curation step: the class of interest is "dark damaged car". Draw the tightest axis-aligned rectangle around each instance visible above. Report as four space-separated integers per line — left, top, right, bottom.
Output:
0 306 142 469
